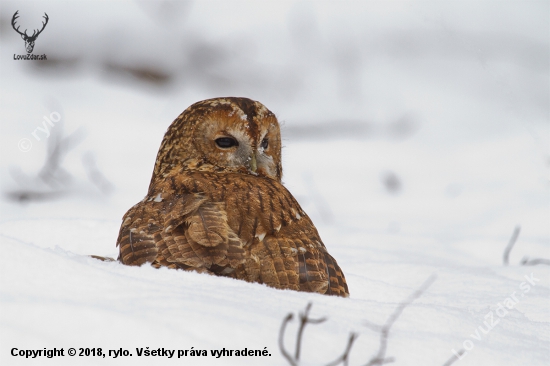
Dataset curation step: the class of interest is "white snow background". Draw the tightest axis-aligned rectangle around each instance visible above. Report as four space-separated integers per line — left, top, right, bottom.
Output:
0 1 549 365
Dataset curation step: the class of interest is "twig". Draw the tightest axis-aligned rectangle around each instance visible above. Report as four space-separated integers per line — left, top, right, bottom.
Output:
39 124 86 188
441 349 465 366
325 332 358 366
279 313 297 366
296 303 327 360
279 302 327 365
279 276 436 366
4 190 67 202
6 119 112 202
503 226 521 265
364 274 437 366
6 126 85 201
520 257 550 266
82 152 114 194
501 226 549 266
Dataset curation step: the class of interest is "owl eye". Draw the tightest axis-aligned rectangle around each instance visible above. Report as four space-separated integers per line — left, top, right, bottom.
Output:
215 137 239 148
260 138 268 150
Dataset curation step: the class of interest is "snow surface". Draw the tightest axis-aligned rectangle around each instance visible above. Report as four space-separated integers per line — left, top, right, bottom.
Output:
1 1 549 365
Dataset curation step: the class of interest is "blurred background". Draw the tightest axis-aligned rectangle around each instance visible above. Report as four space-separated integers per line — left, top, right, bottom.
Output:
0 0 548 262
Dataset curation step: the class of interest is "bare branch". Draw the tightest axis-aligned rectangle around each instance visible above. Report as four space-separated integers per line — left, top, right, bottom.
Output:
296 302 327 361
82 152 114 194
364 274 437 366
6 115 113 203
325 332 358 366
503 226 521 265
520 257 550 266
4 190 67 203
279 276 436 366
279 313 297 366
362 319 383 332
442 349 466 366
39 126 86 187
279 302 328 366
501 226 549 266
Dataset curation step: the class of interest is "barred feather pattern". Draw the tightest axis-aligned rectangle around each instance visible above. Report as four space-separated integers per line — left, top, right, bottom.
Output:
117 170 349 297
116 97 349 297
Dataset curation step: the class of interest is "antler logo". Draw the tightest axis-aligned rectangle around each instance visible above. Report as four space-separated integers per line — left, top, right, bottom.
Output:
12 10 49 54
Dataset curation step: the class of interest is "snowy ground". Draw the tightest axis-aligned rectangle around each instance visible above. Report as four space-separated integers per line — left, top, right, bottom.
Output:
1 1 549 365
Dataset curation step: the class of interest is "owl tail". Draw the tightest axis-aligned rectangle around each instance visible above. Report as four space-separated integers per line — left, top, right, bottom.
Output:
324 253 350 297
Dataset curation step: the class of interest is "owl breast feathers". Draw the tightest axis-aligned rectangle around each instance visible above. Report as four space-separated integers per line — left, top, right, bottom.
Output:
116 97 349 297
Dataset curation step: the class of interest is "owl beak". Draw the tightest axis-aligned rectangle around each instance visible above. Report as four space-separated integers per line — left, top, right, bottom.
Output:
250 153 257 173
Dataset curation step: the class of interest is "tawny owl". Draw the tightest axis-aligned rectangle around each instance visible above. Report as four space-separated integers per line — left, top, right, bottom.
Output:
116 97 349 297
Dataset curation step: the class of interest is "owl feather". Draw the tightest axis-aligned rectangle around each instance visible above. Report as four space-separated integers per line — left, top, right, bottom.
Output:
116 97 349 297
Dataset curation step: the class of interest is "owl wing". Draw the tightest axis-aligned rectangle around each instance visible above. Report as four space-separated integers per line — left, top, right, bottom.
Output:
117 191 246 273
230 220 349 297
198 175 350 297
116 200 161 266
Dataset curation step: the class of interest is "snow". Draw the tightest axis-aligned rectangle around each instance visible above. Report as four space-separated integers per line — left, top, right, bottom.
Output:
1 1 549 365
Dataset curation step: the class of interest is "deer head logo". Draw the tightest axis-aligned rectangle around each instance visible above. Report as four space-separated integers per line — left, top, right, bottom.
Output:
12 10 49 54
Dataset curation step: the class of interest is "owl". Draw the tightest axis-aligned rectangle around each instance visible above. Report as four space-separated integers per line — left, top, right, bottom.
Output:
116 97 349 297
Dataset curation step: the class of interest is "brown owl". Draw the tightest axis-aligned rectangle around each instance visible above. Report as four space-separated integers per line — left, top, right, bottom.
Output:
116 97 349 297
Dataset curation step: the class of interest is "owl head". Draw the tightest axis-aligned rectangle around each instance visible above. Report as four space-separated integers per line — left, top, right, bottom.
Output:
150 97 282 186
